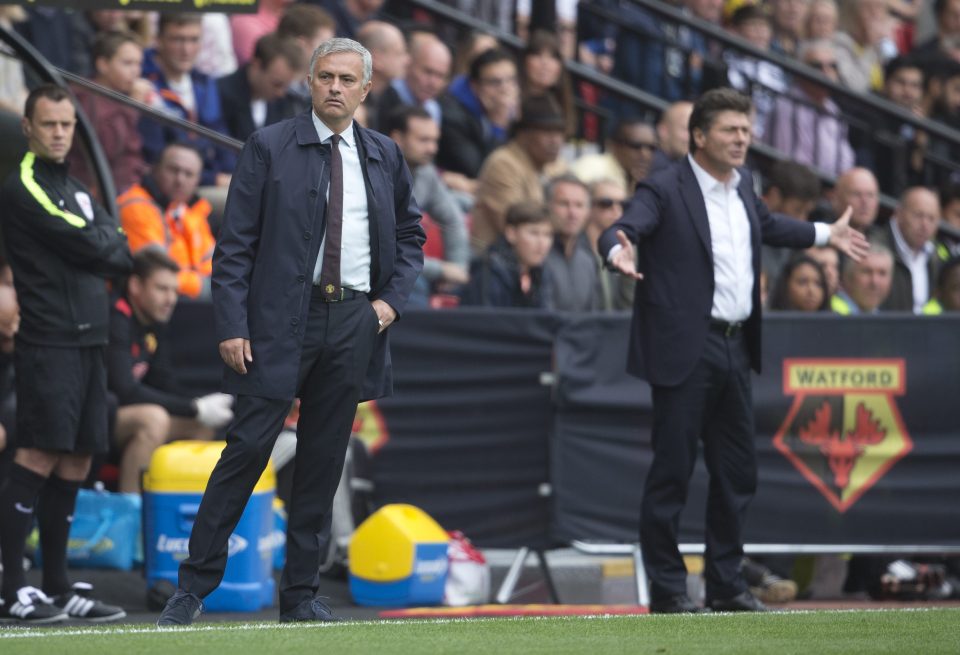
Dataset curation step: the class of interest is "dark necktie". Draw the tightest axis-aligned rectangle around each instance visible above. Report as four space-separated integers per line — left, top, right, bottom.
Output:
319 133 343 299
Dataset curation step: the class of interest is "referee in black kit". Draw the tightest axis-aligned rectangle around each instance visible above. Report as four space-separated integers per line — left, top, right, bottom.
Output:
0 84 131 623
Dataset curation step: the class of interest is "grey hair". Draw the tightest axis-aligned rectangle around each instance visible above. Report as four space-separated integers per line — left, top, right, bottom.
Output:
308 38 373 86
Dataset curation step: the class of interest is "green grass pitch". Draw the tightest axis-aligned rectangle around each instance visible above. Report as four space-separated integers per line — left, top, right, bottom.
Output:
1 609 958 655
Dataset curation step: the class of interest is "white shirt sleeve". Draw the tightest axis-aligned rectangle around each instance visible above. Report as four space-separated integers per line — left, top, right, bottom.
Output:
813 222 831 247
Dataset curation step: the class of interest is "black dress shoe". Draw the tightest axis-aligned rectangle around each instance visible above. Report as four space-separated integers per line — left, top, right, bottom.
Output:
649 594 710 614
709 590 769 612
278 596 343 623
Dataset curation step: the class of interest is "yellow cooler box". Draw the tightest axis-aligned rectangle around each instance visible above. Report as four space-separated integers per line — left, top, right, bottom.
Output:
349 504 449 606
143 441 276 611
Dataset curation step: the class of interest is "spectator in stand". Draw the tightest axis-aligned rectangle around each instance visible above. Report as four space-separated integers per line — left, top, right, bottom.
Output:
356 21 409 129
520 30 576 137
761 160 822 283
922 255 960 312
118 143 215 299
471 94 567 252
832 0 894 94
911 0 960 62
937 183 960 256
852 56 926 196
107 249 233 494
609 0 715 109
868 186 944 313
806 244 841 297
460 201 554 308
925 60 960 188
277 4 337 114
140 13 235 188
230 0 290 66
437 48 520 192
542 175 600 312
0 7 27 114
377 33 451 128
69 30 150 196
832 243 894 313
571 118 657 196
765 39 855 177
195 13 238 79
651 101 694 174
307 0 383 40
451 30 497 78
805 0 839 40
217 34 304 142
584 179 634 310
769 0 810 55
768 253 831 310
830 167 880 231
724 3 788 140
515 0 579 60
383 106 470 305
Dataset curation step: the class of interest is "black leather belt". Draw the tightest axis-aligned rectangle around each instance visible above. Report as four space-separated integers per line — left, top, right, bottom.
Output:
709 319 744 337
312 286 365 302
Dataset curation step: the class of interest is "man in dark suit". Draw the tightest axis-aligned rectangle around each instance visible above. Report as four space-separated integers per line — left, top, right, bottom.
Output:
600 89 867 614
158 38 424 626
217 34 304 142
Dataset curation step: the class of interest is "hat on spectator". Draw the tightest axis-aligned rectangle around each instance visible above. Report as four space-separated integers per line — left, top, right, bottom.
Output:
513 95 566 133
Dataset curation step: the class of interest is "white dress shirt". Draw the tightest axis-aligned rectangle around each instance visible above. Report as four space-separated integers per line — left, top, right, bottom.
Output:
311 114 372 293
688 155 755 321
891 219 933 314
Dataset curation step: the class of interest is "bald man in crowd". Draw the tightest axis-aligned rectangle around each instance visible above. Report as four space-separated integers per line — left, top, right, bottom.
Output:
357 20 408 125
830 167 880 232
376 32 451 129
651 101 693 174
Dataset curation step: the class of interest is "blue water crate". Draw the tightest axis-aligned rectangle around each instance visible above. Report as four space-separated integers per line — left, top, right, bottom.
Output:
143 441 276 611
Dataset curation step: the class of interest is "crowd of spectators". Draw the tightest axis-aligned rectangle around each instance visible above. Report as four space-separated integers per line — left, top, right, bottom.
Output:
0 0 959 607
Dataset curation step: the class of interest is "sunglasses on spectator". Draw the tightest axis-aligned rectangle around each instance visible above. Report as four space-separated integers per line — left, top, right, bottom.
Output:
594 198 630 210
807 59 839 72
616 138 658 152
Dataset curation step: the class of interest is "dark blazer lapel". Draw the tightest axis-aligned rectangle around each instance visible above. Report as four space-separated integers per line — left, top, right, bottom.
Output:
737 170 762 254
678 158 713 261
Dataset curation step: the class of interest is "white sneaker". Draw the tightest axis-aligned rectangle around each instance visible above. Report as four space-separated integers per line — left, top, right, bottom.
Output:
0 586 68 624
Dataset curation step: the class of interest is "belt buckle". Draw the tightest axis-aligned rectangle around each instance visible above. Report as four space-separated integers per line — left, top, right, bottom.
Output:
725 322 741 337
321 285 344 302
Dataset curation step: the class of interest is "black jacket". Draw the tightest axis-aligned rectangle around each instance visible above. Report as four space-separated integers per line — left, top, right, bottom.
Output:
217 66 299 143
0 151 132 347
106 294 196 416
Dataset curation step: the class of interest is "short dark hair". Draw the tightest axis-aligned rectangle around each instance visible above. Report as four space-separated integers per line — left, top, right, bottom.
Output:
505 200 551 228
611 117 653 143
92 30 142 63
767 160 821 201
545 173 590 204
132 247 181 280
381 105 432 136
688 88 752 154
277 4 335 41
159 141 204 165
884 56 923 84
468 47 515 83
24 84 72 120
158 12 202 35
252 33 304 71
940 182 960 208
768 253 829 311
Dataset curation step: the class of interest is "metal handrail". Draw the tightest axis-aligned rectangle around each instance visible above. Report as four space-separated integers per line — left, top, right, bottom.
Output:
604 0 960 147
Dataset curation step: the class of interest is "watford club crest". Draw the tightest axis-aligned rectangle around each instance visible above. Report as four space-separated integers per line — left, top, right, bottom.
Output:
773 359 912 513
352 401 389 453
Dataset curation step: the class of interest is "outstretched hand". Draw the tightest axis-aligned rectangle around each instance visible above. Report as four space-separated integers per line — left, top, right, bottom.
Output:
828 206 870 262
610 230 643 280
